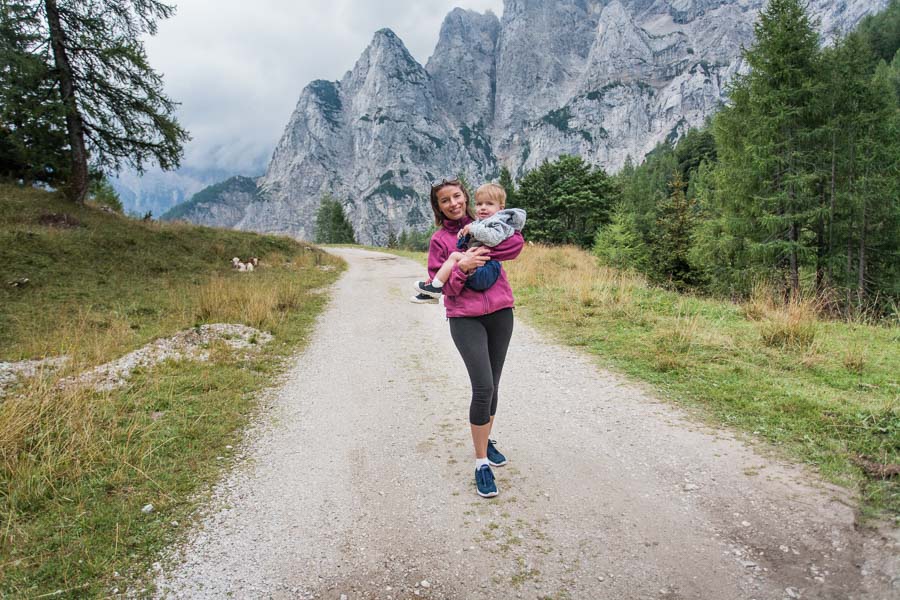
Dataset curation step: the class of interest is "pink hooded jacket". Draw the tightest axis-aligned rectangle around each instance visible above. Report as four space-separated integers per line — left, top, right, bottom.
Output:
427 216 524 318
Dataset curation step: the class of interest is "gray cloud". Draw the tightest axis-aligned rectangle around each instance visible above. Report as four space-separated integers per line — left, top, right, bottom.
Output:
144 0 503 174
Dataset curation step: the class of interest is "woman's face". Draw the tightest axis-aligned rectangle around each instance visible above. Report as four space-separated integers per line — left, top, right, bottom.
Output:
436 185 467 221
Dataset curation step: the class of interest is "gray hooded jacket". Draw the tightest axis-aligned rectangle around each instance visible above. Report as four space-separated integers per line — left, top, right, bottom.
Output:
466 208 527 248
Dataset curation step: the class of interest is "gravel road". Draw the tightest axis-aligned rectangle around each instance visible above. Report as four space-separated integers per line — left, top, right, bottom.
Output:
152 248 898 600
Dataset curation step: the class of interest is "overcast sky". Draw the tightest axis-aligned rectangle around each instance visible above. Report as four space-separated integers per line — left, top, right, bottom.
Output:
144 0 504 175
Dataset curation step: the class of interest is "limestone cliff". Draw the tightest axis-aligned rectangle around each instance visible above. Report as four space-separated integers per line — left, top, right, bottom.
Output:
169 0 887 245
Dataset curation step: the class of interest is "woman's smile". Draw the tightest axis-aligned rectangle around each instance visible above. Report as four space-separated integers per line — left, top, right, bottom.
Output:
437 186 468 220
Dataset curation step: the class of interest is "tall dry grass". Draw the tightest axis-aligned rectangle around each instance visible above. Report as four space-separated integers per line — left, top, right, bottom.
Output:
506 244 644 317
196 275 308 331
0 379 110 514
744 283 821 350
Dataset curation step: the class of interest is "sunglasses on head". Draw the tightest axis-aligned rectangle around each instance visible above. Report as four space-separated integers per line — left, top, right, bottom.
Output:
431 177 461 189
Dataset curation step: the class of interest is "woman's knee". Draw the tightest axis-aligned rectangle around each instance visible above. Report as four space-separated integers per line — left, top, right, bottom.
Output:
469 381 494 425
469 403 491 426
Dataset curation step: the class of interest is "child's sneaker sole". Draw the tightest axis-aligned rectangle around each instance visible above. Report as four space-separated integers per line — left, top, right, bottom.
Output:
410 293 438 304
414 281 443 298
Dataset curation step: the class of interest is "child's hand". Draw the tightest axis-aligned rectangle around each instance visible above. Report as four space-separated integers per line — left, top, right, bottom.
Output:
458 224 471 239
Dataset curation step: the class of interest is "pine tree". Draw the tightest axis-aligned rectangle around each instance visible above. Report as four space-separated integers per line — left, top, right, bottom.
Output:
848 62 900 303
674 126 717 183
515 155 616 247
819 28 900 306
16 0 189 203
706 0 822 296
498 166 516 207
592 202 649 272
88 175 123 212
651 171 697 289
314 195 356 244
854 0 900 64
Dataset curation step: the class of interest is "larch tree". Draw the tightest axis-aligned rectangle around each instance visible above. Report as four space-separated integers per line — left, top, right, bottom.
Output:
30 0 188 203
0 0 68 184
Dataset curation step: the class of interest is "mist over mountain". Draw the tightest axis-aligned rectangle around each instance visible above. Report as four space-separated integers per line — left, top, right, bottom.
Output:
163 0 887 245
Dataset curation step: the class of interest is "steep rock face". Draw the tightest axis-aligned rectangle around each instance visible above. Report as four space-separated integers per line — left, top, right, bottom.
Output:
250 27 496 245
180 0 888 244
521 0 751 173
425 9 501 128
493 0 598 136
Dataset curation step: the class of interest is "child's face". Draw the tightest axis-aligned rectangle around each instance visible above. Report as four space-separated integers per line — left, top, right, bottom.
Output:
474 194 502 220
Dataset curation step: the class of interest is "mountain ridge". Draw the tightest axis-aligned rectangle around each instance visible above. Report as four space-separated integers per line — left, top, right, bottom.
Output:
163 0 888 245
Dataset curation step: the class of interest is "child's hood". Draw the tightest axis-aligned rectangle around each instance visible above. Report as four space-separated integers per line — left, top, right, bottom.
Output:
482 208 526 230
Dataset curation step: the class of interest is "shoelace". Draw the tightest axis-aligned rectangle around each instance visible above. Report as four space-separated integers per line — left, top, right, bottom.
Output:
478 465 494 485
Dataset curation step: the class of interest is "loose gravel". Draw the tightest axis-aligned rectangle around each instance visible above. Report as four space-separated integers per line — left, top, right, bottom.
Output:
148 248 898 600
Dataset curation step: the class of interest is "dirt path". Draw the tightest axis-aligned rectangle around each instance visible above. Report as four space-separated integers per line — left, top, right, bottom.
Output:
152 248 898 599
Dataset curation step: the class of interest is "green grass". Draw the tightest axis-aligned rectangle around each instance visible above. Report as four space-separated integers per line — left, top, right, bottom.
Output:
0 183 344 596
390 244 899 520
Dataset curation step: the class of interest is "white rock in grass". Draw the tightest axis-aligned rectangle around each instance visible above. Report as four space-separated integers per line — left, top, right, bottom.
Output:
142 504 154 514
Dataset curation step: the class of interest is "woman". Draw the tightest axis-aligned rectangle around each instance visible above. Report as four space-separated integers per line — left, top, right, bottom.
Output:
427 178 524 497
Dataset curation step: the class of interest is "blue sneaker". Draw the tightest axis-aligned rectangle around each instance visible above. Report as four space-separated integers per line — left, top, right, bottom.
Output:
475 464 498 497
486 439 507 467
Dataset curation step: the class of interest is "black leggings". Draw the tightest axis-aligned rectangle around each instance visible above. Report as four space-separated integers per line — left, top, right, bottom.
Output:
449 308 514 426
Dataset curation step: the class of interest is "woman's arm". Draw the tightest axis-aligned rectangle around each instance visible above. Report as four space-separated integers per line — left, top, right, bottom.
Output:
485 231 524 261
441 247 490 297
426 236 449 280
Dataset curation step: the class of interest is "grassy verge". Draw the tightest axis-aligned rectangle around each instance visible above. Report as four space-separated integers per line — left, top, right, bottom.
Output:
0 184 344 596
391 244 899 519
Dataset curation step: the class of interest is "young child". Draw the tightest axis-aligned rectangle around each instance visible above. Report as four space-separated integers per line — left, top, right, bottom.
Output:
413 183 526 300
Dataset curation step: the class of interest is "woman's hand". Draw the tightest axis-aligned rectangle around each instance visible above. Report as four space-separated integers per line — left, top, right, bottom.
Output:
457 246 490 274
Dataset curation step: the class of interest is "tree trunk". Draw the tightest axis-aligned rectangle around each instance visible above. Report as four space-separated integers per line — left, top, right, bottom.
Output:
815 209 825 291
45 0 88 204
858 197 867 303
789 221 800 297
846 238 853 308
828 130 837 280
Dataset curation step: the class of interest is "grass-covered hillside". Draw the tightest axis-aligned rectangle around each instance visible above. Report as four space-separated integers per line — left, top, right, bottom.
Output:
0 183 344 597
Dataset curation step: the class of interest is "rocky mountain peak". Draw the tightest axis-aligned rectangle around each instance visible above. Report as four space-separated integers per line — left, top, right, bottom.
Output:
426 8 500 127
171 0 890 246
347 28 426 88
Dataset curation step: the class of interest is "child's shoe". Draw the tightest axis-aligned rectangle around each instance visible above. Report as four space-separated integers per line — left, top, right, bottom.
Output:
415 281 443 298
410 293 438 304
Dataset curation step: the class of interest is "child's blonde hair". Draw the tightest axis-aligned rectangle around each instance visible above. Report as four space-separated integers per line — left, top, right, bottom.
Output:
474 183 507 209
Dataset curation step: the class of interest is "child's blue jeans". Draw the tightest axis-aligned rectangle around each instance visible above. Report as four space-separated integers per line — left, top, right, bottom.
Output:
457 234 502 291
466 260 501 290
